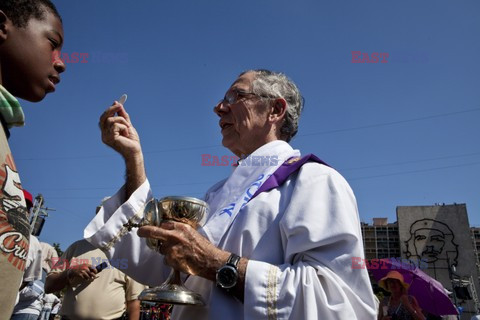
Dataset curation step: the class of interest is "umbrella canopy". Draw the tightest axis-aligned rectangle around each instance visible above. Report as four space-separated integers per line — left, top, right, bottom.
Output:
370 258 458 316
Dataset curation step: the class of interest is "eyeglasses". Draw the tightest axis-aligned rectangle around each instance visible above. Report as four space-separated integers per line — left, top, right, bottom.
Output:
219 89 270 106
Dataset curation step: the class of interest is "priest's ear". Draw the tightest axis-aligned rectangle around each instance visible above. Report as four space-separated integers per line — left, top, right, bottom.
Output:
268 98 287 124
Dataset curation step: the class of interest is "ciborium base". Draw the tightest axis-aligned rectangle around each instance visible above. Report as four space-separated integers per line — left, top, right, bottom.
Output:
139 284 205 306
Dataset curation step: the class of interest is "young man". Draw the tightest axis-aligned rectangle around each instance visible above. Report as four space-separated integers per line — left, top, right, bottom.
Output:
0 1 66 317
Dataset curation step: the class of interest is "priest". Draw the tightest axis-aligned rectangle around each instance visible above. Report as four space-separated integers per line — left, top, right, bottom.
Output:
85 69 376 319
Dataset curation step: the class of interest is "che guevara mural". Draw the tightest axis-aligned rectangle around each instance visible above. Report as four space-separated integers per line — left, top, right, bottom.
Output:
397 204 480 317
403 218 459 268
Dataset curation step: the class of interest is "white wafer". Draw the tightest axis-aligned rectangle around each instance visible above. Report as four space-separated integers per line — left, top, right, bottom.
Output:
118 94 127 105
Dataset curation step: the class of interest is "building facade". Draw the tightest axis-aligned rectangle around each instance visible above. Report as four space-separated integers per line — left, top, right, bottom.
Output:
397 204 480 319
361 206 480 319
361 218 400 260
472 227 480 275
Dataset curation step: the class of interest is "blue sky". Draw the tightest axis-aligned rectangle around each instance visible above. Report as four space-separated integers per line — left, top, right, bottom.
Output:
11 0 480 250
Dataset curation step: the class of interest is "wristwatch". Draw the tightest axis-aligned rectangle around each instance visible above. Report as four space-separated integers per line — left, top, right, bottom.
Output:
216 253 241 291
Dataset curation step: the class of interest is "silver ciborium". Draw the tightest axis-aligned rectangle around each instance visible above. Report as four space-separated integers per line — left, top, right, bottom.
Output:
127 196 208 306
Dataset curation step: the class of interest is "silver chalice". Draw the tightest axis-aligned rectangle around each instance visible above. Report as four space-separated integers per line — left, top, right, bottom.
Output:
126 196 208 306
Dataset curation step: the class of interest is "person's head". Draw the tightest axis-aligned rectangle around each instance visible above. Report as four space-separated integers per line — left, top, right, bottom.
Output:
379 271 409 295
214 69 304 157
0 0 65 102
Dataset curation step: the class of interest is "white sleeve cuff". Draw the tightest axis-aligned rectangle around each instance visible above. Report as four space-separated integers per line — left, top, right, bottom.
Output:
244 259 279 318
84 179 152 251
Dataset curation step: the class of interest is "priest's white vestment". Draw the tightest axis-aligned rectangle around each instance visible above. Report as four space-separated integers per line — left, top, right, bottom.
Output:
84 141 376 319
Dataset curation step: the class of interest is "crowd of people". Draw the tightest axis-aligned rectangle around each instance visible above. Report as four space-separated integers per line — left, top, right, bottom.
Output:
8 191 166 319
3 0 461 319
138 303 171 320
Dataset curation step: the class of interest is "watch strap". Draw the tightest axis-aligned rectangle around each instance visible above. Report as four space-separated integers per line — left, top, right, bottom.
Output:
227 253 241 268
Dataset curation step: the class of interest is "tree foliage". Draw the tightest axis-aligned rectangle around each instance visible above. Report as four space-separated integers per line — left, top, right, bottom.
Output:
52 242 63 257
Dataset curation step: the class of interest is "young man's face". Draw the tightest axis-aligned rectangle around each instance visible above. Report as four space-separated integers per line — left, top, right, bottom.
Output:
0 9 66 102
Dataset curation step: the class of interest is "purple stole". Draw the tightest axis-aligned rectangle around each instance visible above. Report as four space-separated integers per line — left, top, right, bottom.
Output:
250 154 329 201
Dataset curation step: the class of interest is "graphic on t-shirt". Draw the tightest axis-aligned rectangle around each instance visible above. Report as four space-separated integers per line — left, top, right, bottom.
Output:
0 154 29 271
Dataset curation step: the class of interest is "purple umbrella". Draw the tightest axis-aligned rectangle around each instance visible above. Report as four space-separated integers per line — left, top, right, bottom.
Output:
369 258 458 316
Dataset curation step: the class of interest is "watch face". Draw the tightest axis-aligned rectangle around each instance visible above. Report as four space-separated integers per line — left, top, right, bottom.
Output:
217 265 238 289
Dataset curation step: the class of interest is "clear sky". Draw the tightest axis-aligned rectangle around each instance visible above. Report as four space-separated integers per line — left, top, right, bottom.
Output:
11 0 480 251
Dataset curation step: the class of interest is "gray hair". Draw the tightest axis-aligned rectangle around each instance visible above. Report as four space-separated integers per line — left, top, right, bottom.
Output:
241 69 304 142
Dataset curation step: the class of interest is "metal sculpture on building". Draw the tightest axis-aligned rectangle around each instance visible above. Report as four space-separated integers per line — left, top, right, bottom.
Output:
404 218 459 268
